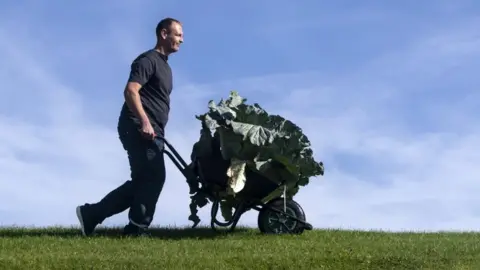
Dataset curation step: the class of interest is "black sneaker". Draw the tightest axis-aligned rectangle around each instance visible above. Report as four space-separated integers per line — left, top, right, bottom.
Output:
76 204 98 236
122 223 151 237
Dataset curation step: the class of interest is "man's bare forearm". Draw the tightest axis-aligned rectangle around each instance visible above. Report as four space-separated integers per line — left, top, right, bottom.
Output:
124 86 150 125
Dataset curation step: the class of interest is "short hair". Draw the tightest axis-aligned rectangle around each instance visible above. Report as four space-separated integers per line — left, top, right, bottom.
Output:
156 17 181 37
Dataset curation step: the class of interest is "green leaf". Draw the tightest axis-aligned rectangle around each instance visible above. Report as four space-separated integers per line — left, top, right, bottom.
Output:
186 90 325 226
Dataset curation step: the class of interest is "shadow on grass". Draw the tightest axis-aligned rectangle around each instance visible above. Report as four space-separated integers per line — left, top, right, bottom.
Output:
0 226 253 240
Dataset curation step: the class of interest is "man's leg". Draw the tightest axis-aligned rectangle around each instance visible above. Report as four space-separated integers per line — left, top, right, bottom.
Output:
76 181 134 236
76 124 147 236
124 137 166 235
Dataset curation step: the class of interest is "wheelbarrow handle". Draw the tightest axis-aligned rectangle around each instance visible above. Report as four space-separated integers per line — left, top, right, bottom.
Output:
154 135 172 149
154 135 189 169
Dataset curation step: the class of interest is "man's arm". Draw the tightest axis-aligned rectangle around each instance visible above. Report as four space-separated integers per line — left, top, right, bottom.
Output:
124 82 150 126
124 56 155 126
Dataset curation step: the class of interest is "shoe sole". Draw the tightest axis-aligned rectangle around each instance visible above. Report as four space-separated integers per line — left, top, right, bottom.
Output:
76 206 86 236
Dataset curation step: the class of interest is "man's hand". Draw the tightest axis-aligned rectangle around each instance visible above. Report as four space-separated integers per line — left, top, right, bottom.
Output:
140 120 156 140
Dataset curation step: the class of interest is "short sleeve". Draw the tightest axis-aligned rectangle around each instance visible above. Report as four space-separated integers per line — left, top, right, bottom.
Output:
128 56 155 85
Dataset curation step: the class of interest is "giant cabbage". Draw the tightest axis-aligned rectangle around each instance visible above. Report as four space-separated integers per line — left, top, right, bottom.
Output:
186 91 324 226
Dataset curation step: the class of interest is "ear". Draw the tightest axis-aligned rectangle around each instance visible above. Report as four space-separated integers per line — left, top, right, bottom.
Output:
160 28 169 40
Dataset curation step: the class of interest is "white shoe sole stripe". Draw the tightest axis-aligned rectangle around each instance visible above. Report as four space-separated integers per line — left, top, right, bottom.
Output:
76 206 86 236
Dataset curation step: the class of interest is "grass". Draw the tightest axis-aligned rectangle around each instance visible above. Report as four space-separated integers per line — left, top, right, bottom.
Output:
1 226 480 269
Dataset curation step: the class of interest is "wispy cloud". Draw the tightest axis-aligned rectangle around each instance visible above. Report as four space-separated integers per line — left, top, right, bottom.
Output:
0 1 479 232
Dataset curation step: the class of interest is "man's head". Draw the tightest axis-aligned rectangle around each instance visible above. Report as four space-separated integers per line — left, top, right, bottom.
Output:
156 18 183 55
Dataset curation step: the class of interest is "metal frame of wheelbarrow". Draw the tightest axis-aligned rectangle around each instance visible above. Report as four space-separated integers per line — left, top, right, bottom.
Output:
158 136 313 234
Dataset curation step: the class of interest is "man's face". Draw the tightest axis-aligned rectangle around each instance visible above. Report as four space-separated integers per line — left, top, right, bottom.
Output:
161 22 183 53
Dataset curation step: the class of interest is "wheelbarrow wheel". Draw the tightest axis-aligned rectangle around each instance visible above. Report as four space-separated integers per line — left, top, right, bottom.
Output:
257 198 307 234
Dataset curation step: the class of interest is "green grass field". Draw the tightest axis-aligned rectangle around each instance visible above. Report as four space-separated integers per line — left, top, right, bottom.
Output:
0 226 479 269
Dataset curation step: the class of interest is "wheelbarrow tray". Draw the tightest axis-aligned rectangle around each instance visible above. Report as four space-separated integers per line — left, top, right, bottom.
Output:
193 153 282 203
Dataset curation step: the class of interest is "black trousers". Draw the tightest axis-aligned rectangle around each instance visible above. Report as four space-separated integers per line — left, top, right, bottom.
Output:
89 119 166 228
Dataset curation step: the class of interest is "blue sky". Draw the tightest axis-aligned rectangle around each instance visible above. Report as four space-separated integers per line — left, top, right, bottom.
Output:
1 0 480 231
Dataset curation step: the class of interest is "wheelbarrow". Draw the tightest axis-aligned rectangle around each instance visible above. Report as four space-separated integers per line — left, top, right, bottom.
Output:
158 136 314 234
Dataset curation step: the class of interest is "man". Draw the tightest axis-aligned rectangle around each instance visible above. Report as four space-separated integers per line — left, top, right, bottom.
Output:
75 17 184 237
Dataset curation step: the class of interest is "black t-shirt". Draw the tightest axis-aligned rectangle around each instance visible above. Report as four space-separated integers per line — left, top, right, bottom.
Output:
119 49 173 136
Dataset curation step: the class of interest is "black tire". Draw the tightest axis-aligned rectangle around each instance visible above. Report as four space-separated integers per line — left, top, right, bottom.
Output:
257 198 307 234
